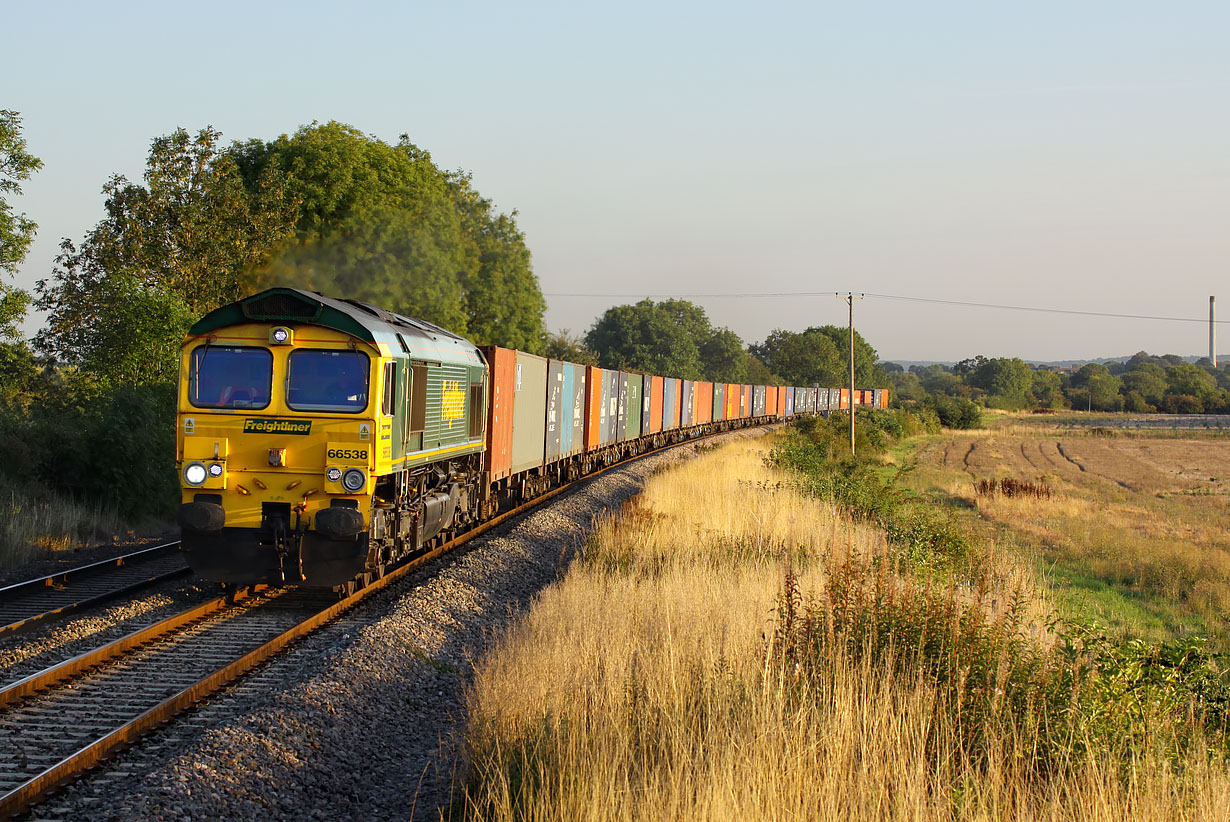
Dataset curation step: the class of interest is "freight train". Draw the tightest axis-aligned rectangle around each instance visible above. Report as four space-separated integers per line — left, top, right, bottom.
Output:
175 288 888 592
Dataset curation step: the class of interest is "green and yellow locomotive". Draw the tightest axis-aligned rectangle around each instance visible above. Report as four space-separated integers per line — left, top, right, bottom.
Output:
176 288 488 590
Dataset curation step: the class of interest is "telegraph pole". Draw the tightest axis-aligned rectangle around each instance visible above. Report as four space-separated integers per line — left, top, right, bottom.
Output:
841 293 865 456
1211 296 1217 368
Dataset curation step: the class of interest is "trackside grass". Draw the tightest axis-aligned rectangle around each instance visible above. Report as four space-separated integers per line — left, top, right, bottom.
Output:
0 479 126 570
455 422 1230 821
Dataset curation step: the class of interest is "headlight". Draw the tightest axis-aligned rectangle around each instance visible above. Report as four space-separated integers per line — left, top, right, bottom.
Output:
207 462 224 478
184 462 207 486
341 468 366 492
326 466 342 483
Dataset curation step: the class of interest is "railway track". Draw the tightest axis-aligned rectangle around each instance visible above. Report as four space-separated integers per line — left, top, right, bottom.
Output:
0 427 758 819
0 543 191 638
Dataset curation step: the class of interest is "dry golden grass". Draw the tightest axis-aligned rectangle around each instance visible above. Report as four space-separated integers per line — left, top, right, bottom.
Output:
456 436 1230 821
0 483 125 569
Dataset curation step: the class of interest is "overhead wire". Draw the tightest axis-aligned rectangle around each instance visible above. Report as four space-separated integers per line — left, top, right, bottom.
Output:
542 289 1229 325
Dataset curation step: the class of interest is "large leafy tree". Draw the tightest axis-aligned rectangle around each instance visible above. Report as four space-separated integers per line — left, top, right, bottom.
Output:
749 328 842 385
585 299 744 381
0 110 42 340
751 326 883 387
239 123 544 350
586 300 703 378
968 357 1033 407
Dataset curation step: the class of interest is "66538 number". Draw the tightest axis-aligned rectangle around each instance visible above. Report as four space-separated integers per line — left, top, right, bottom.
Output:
327 448 368 460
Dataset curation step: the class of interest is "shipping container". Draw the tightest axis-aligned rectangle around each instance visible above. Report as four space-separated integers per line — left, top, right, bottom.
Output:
510 351 548 474
641 375 653 435
584 365 603 451
482 346 515 481
765 385 777 417
713 382 725 421
545 360 586 463
695 381 713 423
648 375 664 434
725 383 738 419
755 385 767 416
880 388 890 409
601 369 619 445
786 386 795 416
623 372 643 440
663 378 680 430
839 388 849 410
614 372 629 442
681 380 694 427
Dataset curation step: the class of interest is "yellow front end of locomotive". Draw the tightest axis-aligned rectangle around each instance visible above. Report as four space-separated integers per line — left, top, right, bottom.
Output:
176 322 390 586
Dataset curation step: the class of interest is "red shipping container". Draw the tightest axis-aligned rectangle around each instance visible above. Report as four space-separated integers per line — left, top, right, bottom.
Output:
584 365 603 451
482 346 516 481
648 375 664 433
695 381 713 423
880 389 890 409
766 386 778 417
777 386 788 417
839 388 849 410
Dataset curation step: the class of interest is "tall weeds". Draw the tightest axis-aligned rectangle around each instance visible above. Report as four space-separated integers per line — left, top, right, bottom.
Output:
455 429 1230 821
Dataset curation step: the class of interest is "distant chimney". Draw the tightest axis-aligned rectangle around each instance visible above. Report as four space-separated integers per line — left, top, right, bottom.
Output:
1212 296 1218 368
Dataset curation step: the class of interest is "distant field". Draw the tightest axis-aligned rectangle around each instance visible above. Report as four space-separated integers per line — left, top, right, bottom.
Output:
900 421 1230 643
1027 412 1230 430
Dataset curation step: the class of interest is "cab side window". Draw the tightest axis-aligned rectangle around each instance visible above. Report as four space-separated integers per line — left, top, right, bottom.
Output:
381 361 396 416
409 364 428 433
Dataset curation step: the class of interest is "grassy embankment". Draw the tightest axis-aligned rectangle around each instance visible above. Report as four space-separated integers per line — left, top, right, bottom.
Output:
896 415 1230 645
454 417 1230 820
0 479 128 570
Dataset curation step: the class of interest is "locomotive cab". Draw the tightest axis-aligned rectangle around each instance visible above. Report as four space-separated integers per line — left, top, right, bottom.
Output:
177 288 488 590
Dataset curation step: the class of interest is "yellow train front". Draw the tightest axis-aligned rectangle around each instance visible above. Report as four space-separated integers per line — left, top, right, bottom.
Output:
176 288 488 590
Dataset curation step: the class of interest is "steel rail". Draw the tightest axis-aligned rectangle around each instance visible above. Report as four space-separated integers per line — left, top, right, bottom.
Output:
0 424 769 819
0 541 191 638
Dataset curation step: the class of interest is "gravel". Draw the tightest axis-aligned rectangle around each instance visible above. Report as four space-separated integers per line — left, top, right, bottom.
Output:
29 428 770 821
0 578 218 688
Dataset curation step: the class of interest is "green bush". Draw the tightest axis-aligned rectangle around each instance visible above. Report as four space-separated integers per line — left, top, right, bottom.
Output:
925 394 982 429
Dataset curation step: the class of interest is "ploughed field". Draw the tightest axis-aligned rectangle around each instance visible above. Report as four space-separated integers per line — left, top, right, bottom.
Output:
905 422 1230 643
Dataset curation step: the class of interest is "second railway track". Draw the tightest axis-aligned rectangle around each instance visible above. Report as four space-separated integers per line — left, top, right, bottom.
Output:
0 543 191 638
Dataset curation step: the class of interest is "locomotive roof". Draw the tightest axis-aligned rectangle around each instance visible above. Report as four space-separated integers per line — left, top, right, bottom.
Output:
188 287 484 364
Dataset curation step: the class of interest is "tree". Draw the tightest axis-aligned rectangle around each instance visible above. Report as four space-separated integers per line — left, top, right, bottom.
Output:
1029 369 1065 408
585 298 743 381
1164 363 1218 409
968 357 1032 407
887 370 925 402
0 110 42 340
0 110 42 278
749 328 842 385
586 300 703 378
699 328 747 382
240 123 546 349
542 329 599 366
743 352 781 385
1121 363 1167 408
1069 363 1122 411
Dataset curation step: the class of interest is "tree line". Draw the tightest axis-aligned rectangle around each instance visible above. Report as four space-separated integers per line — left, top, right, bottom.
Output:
888 353 1230 415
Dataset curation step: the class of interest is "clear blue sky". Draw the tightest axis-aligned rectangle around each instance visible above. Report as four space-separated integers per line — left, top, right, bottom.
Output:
8 0 1229 361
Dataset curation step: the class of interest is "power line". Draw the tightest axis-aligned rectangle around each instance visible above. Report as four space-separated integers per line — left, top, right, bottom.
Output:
542 289 1230 325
